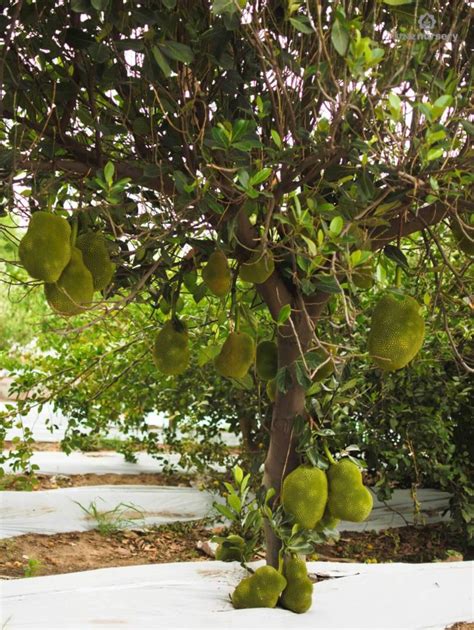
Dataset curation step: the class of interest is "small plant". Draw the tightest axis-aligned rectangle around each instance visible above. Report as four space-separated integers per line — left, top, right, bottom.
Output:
23 557 41 577
75 500 145 535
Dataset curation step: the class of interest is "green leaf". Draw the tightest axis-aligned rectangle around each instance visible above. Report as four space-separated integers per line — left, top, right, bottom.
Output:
214 503 236 520
212 0 239 15
160 41 194 64
71 0 90 11
162 0 177 7
152 46 172 78
250 168 272 186
91 0 109 10
331 19 349 56
65 28 95 50
382 0 413 5
227 493 242 512
104 161 114 186
461 120 474 135
233 465 244 485
313 275 341 294
329 215 344 237
276 304 291 325
289 16 314 34
271 129 282 149
426 147 444 161
383 245 409 270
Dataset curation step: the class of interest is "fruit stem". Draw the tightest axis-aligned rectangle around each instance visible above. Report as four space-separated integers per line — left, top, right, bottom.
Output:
277 549 284 574
323 441 336 465
395 265 402 288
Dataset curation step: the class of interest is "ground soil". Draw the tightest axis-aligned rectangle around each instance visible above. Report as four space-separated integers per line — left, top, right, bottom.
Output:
0 471 194 490
0 522 466 580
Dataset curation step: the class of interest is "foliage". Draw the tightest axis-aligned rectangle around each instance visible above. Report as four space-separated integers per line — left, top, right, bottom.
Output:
75 499 146 535
0 0 472 571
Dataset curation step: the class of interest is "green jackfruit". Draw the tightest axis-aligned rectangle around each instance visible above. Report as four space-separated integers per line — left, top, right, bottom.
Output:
153 319 190 376
280 556 313 614
76 232 115 291
44 247 94 316
327 459 373 523
281 466 328 529
368 293 425 371
266 378 277 402
256 340 278 380
214 332 255 379
451 216 474 256
215 534 245 562
231 566 287 609
202 250 232 297
313 348 335 382
352 264 374 290
19 211 71 282
239 249 274 284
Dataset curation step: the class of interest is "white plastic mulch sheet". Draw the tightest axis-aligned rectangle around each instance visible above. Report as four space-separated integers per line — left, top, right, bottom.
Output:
1 560 472 629
2 450 185 475
0 485 216 539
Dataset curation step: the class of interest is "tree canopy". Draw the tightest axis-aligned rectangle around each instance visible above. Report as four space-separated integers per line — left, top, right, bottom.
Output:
1 0 473 566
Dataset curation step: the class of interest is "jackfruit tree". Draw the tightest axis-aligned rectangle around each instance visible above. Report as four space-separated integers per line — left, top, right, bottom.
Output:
1 0 472 607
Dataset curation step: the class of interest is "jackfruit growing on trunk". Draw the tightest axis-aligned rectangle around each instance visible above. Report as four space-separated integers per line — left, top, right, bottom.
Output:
450 216 474 256
327 459 373 523
231 566 287 609
281 465 328 529
44 247 94 316
214 332 255 379
280 555 313 614
256 340 278 380
153 319 190 376
76 232 115 291
19 211 71 282
202 250 232 297
368 293 424 371
239 249 274 284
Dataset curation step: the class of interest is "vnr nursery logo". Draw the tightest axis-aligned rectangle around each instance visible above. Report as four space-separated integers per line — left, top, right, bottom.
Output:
397 12 458 42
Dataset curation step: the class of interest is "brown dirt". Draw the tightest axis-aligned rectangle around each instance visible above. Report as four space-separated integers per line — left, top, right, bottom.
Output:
314 523 468 564
0 522 467 580
0 522 213 579
0 472 194 490
3 441 62 451
446 625 474 630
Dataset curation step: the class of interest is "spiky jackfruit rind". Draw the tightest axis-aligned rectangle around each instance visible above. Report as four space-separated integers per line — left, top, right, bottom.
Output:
231 566 287 609
202 250 232 297
315 508 340 532
239 249 274 284
44 247 94 316
256 340 278 381
280 556 313 614
214 332 255 379
215 534 245 562
327 459 373 523
153 319 190 376
266 378 277 402
368 293 425 371
281 465 328 529
19 212 71 283
76 232 115 291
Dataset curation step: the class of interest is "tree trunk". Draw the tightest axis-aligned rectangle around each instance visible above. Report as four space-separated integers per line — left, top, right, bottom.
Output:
262 330 308 567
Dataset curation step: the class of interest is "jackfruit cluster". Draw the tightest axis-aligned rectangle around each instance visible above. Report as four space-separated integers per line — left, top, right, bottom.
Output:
44 247 94 316
281 466 328 529
256 340 278 380
19 213 115 317
239 249 274 284
19 211 71 282
327 459 373 522
280 556 313 614
153 319 190 376
231 566 287 609
215 534 245 562
368 293 425 371
202 250 232 297
215 331 255 379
